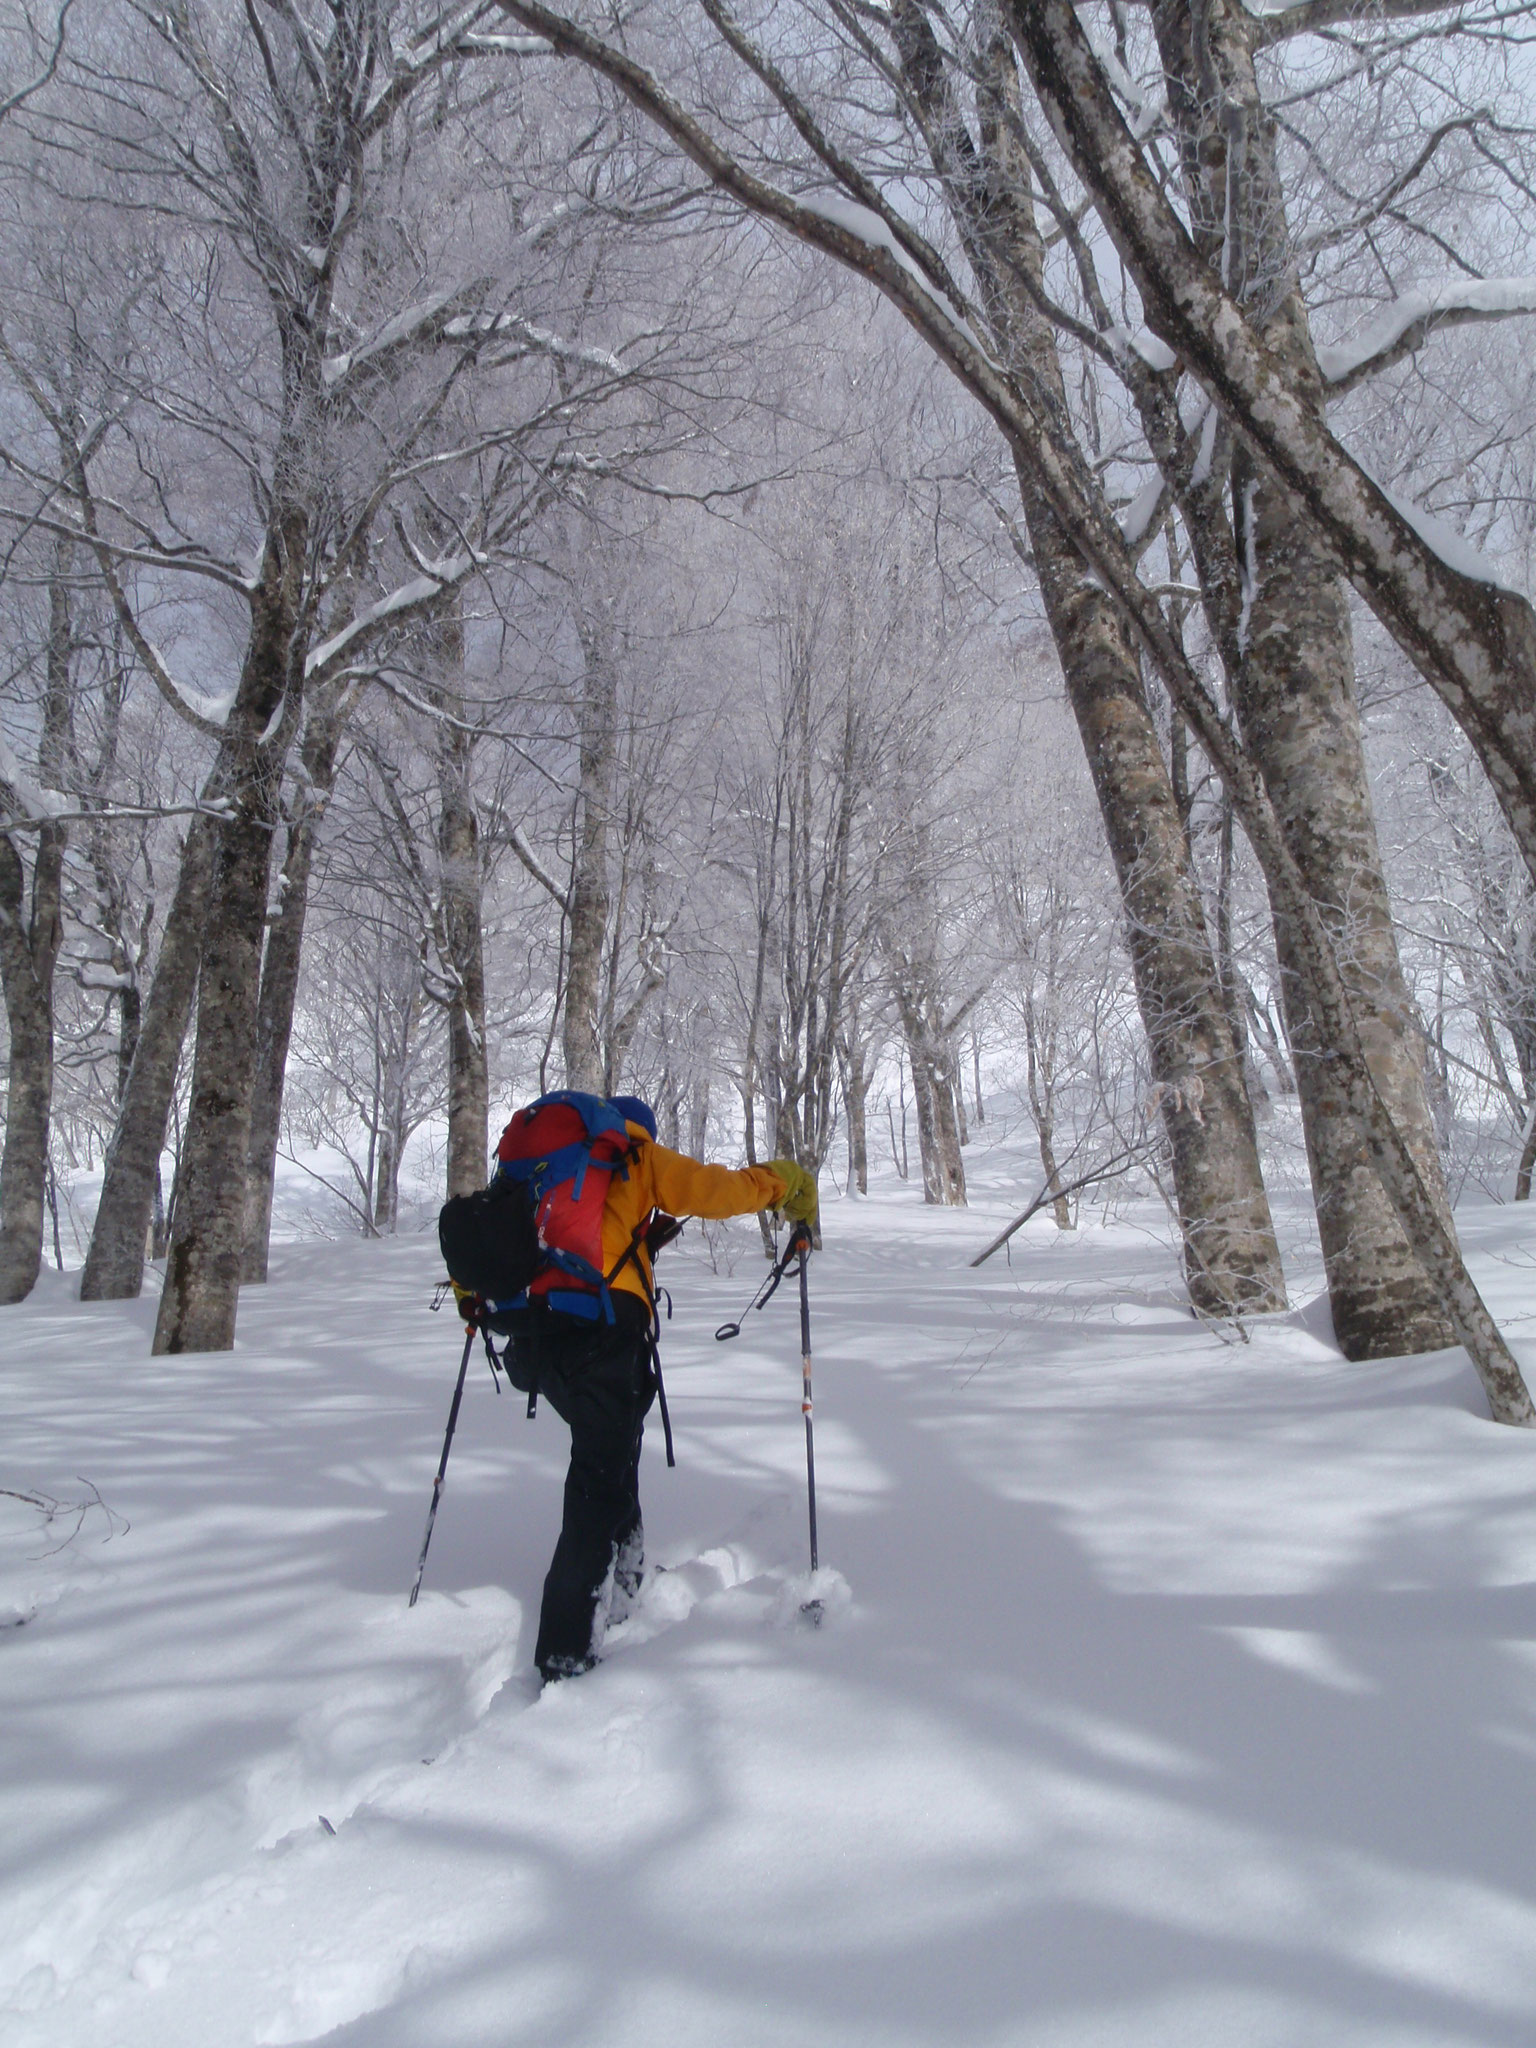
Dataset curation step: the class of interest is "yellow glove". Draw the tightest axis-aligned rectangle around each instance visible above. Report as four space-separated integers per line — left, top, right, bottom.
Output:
766 1158 818 1226
451 1280 483 1326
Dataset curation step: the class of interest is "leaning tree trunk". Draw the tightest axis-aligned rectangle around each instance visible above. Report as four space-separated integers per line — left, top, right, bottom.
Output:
1023 469 1282 1312
888 3 1283 1314
1237 459 1454 1356
80 816 213 1299
242 687 347 1281
154 517 305 1355
1153 0 1454 1358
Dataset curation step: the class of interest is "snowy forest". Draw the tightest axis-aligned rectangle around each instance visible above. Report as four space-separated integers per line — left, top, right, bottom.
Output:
8 3 1536 2043
6 0 1536 1399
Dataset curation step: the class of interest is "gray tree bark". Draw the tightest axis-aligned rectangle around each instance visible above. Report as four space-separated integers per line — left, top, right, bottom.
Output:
0 569 70 1303
0 819 65 1304
80 817 214 1299
154 513 306 1355
434 616 489 1198
563 622 617 1095
1154 0 1454 1358
889 1 1283 1309
241 686 347 1282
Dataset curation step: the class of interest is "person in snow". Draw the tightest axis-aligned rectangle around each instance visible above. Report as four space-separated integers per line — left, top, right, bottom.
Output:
504 1095 815 1687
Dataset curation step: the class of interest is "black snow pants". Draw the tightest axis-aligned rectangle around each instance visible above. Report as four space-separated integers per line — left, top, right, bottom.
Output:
511 1294 656 1681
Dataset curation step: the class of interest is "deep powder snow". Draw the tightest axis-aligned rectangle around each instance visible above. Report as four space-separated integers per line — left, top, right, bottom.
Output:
6 1157 1536 2047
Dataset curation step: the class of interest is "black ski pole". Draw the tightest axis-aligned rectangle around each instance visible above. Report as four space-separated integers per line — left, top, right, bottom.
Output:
409 1319 476 1608
794 1224 822 1618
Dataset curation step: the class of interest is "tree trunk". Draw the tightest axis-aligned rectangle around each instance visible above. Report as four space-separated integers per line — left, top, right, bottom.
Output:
1152 0 1455 1358
0 565 70 1303
839 1029 871 1195
887 2 1282 1312
437 652 489 1198
80 816 212 1299
373 1120 400 1235
1238 474 1454 1355
1024 468 1281 1311
0 820 65 1303
563 625 616 1094
242 688 347 1281
1024 1000 1073 1230
154 517 304 1355
892 989 967 1205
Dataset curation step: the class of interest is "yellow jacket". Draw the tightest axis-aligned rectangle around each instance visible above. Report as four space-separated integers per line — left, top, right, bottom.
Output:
602 1125 788 1310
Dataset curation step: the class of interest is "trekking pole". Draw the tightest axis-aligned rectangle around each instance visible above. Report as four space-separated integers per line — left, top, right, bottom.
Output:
790 1222 824 1624
408 1318 476 1608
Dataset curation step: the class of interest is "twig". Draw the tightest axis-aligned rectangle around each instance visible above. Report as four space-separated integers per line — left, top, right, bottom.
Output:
969 1143 1157 1268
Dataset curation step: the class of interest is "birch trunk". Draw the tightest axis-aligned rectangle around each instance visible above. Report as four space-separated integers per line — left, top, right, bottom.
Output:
1239 471 1454 1354
890 980 967 1206
1024 1000 1073 1230
0 568 70 1303
153 515 304 1355
891 1 1283 1311
0 820 65 1303
436 629 489 1198
562 627 616 1094
80 817 212 1299
241 688 346 1282
1153 0 1454 1357
839 1029 871 1195
1023 466 1280 1310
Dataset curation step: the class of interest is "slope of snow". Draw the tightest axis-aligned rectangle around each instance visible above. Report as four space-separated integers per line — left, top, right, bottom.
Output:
6 1171 1536 2046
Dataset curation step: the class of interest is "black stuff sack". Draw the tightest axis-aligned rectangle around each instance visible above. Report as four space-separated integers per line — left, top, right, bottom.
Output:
438 1176 540 1304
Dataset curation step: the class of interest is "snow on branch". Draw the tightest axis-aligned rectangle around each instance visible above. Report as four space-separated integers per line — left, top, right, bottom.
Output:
304 556 480 678
324 284 489 387
505 823 571 910
2 797 235 833
796 191 984 348
1369 476 1526 597
1319 278 1536 393
1244 0 1535 51
443 312 625 377
1104 325 1179 373
364 10 549 129
324 291 626 390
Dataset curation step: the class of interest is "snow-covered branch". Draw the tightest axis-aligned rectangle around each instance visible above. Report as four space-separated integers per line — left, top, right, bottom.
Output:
1318 278 1536 394
1245 0 1536 51
323 291 626 391
305 556 481 679
2 798 236 833
505 824 571 911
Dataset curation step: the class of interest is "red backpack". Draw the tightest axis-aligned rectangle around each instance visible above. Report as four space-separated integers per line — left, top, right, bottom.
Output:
493 1091 639 1321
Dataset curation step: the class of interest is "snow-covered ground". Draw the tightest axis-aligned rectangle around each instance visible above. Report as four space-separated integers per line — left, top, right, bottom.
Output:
7 1163 1536 2047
